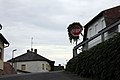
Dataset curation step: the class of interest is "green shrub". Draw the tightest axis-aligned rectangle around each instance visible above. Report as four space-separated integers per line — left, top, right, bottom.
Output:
66 33 120 80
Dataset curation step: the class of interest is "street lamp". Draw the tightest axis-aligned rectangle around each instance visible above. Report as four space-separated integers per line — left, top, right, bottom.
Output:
12 49 17 67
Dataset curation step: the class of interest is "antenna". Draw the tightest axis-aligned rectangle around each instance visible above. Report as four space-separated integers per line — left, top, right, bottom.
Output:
31 37 33 51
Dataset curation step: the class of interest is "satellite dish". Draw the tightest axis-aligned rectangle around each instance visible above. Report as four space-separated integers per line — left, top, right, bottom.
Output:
0 24 2 30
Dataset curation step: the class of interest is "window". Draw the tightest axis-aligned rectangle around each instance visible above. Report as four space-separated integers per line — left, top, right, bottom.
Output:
89 28 92 37
118 25 120 32
95 24 98 34
46 64 50 70
0 48 2 59
21 64 26 70
46 64 48 70
42 64 44 70
101 19 106 28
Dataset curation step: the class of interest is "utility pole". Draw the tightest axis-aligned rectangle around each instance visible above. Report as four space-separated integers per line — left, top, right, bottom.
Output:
31 37 33 51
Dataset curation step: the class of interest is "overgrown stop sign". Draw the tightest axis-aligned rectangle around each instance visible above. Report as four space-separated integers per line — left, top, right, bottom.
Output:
70 25 82 36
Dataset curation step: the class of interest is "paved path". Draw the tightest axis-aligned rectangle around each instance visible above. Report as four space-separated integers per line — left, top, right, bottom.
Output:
0 71 92 80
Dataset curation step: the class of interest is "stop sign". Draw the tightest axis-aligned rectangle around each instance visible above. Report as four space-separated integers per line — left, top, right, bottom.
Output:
70 25 82 36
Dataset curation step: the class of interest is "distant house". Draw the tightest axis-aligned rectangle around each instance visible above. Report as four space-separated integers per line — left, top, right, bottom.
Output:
82 6 120 50
7 49 55 73
0 33 9 75
54 64 64 71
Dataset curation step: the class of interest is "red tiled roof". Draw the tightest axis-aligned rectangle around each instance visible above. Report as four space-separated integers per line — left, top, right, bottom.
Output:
104 6 120 27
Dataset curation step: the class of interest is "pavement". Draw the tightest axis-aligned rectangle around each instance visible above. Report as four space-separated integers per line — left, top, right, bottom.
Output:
0 71 92 80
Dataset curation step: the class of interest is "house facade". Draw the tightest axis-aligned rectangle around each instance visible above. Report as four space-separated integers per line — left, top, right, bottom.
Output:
16 61 51 73
0 32 9 74
7 49 55 73
83 6 120 50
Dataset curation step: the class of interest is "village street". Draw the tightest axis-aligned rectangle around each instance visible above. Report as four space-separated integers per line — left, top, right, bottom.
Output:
0 71 91 80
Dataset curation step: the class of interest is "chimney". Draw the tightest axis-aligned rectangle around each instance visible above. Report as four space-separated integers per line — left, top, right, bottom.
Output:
34 49 37 54
59 64 61 67
31 48 33 52
27 50 30 53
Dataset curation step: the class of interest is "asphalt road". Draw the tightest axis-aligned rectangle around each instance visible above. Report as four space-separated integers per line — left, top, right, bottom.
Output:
0 71 92 80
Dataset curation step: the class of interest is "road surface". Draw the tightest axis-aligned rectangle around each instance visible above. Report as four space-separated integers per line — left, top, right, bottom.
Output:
0 71 92 80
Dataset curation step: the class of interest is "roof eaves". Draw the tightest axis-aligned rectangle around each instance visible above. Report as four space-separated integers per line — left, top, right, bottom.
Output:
7 52 53 62
84 11 104 28
0 33 9 46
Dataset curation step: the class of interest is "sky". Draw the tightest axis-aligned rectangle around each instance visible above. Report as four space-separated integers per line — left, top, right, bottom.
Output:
0 0 120 66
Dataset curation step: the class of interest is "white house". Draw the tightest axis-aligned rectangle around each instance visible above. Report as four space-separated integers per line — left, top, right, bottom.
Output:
0 32 9 74
82 6 120 50
7 49 55 73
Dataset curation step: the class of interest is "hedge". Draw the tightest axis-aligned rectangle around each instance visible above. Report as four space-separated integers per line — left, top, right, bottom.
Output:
66 33 120 80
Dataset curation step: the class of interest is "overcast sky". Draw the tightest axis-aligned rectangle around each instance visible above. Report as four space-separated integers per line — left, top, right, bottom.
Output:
0 0 120 66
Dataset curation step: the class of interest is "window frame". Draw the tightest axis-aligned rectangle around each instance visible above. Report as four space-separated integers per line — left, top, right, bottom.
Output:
21 64 26 70
0 48 2 59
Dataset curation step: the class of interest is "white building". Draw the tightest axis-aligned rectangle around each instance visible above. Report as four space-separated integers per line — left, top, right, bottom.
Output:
7 49 55 73
82 6 120 50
